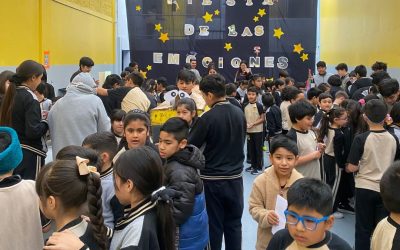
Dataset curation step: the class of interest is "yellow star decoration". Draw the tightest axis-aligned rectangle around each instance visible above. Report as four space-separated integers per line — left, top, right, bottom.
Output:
273 27 284 39
253 16 259 22
258 8 267 17
293 43 304 54
158 32 169 43
146 65 152 71
214 9 220 16
224 43 233 51
267 77 274 81
139 70 147 79
300 53 309 62
202 11 213 23
154 23 162 32
135 5 141 11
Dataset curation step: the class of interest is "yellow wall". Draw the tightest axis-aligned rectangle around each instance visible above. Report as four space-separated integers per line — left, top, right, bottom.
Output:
0 0 115 66
320 0 400 68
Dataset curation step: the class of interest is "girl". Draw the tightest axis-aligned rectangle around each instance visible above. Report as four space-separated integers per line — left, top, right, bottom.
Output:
114 110 157 162
0 70 13 104
0 60 48 180
317 107 349 218
207 63 217 75
234 60 252 82
36 157 108 250
45 147 177 250
111 109 126 144
175 98 198 132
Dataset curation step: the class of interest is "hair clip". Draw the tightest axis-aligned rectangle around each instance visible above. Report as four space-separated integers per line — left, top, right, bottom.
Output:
76 156 98 176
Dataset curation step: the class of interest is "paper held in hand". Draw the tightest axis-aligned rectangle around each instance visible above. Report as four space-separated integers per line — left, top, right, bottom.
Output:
272 195 288 235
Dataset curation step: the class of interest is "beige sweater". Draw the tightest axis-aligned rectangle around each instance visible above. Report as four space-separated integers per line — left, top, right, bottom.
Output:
249 166 303 250
0 179 44 250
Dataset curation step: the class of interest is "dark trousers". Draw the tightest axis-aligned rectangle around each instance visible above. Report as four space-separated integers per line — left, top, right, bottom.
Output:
355 188 388 250
203 178 243 250
13 148 45 180
323 155 342 211
248 132 263 170
337 171 355 204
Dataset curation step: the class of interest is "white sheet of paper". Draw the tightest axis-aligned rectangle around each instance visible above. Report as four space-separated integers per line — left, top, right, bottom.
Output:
272 195 288 235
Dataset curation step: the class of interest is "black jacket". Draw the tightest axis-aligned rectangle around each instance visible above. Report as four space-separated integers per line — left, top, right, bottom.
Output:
164 145 204 225
266 105 282 137
349 78 372 98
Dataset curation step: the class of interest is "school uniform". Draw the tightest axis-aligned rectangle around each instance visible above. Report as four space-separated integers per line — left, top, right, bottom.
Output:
280 101 291 133
107 86 150 113
347 130 399 250
287 128 321 180
266 104 282 138
227 97 242 109
313 109 324 128
267 228 352 250
110 199 164 250
371 216 400 250
244 102 264 171
249 166 303 250
273 91 282 107
189 100 246 250
53 218 99 250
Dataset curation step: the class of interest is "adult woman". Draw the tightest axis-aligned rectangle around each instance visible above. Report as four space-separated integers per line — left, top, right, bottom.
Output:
0 60 48 180
234 60 252 82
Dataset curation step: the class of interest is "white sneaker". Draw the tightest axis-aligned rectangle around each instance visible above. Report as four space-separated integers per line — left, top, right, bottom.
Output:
333 211 344 219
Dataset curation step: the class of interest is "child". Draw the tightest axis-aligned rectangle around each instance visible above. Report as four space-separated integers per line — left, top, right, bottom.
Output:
295 82 307 93
287 100 324 179
318 82 331 93
110 109 126 144
249 135 303 250
156 77 168 103
389 102 400 140
0 127 43 249
313 93 333 128
267 178 352 250
273 79 285 107
307 87 323 108
317 107 349 219
244 74 264 105
176 69 206 110
114 110 157 162
174 98 199 133
285 77 296 87
82 132 124 230
280 86 303 134
346 99 399 250
328 75 344 98
36 156 108 250
236 80 249 103
225 83 242 109
262 93 282 140
158 117 209 249
244 86 265 175
333 90 348 107
378 78 399 113
371 162 400 250
35 83 52 120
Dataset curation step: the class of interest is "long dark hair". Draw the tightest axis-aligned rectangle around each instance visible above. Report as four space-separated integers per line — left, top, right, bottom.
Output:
0 60 43 126
36 159 108 250
114 147 175 250
318 107 346 142
0 70 13 95
174 98 198 120
342 99 368 138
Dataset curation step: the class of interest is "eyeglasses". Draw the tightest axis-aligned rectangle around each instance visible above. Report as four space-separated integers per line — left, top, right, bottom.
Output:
284 210 329 231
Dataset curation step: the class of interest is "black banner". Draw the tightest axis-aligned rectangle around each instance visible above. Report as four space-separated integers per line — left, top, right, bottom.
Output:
126 0 317 84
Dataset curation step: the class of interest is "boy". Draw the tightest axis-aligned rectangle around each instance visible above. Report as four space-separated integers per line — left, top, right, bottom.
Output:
262 93 282 140
267 178 352 250
307 87 323 108
236 80 249 103
280 86 304 134
70 56 95 83
287 100 324 179
35 83 52 119
82 132 124 229
295 82 307 93
335 63 350 89
244 87 265 175
273 79 285 107
225 83 242 109
156 77 168 103
313 61 333 86
346 99 399 250
378 78 399 113
371 162 400 250
249 135 303 250
158 117 209 250
328 75 344 98
313 93 333 128
389 102 400 140
189 74 246 250
285 77 296 87
243 74 264 105
333 90 348 107
177 69 206 110
0 127 43 249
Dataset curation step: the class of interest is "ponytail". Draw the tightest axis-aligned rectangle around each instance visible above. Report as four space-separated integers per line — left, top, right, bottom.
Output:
318 107 346 142
0 82 16 126
87 173 108 250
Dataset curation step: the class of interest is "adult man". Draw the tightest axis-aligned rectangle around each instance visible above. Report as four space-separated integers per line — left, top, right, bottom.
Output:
190 74 246 250
313 61 333 86
189 58 202 83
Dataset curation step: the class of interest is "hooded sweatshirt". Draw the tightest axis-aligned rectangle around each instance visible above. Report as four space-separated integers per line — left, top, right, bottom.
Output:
49 73 110 158
164 145 209 250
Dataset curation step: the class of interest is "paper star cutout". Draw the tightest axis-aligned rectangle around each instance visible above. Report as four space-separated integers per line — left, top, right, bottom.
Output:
135 5 141 11
293 43 304 54
253 16 259 22
139 70 147 79
224 43 233 51
300 53 309 62
273 27 284 39
202 11 213 23
158 32 169 43
146 65 152 71
154 23 162 32
214 9 220 16
258 8 267 17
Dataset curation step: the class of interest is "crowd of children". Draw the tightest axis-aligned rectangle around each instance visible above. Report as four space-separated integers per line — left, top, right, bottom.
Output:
0 57 400 250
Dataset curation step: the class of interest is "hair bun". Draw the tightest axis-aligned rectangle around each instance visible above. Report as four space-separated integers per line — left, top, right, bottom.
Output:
10 74 24 85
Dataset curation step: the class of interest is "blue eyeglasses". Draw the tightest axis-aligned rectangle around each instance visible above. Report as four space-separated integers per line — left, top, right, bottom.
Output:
284 210 329 231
